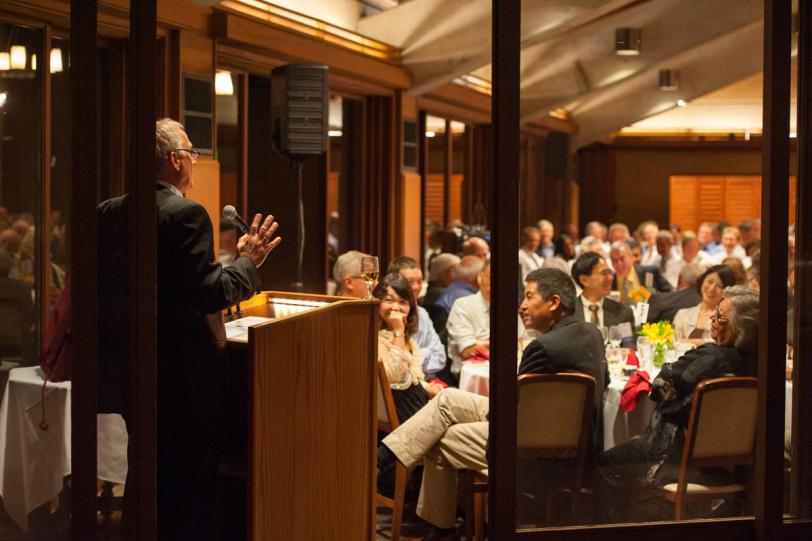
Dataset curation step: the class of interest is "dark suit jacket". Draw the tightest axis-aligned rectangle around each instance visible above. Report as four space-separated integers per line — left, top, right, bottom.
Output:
518 316 609 451
97 185 261 420
646 288 701 323
612 264 673 294
574 296 635 330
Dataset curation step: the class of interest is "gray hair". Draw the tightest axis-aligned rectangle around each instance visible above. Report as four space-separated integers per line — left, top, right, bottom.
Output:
610 240 631 255
156 118 184 169
456 256 484 282
333 250 368 293
525 268 576 315
656 230 673 242
537 219 554 231
722 286 760 350
679 262 705 287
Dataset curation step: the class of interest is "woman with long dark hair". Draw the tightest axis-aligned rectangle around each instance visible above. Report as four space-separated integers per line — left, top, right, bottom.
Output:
373 273 442 423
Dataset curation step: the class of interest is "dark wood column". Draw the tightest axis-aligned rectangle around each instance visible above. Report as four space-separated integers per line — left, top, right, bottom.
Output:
70 1 99 537
489 1 520 539
791 0 812 520
128 0 158 537
756 0 791 537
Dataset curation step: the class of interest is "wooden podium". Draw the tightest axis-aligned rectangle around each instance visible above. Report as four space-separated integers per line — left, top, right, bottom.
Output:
225 291 378 540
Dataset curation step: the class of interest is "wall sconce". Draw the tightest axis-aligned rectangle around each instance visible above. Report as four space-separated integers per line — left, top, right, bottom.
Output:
659 69 680 91
0 53 9 71
10 45 26 70
50 48 63 73
615 28 641 56
31 54 36 71
215 70 234 96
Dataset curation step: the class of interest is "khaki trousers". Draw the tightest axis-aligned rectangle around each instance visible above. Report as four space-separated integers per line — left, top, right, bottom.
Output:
383 388 489 528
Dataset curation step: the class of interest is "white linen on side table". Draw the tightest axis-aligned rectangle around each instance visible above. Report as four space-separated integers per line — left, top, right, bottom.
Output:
0 366 128 532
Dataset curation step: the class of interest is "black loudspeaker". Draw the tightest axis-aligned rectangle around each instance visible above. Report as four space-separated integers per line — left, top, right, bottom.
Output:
271 64 329 156
545 131 570 179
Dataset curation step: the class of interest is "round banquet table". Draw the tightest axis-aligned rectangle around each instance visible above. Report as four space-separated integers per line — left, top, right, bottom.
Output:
459 361 491 397
0 366 128 532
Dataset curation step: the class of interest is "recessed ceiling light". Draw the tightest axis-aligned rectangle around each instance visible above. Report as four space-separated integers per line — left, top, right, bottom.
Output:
659 69 680 91
615 28 641 56
676 99 688 108
425 131 436 138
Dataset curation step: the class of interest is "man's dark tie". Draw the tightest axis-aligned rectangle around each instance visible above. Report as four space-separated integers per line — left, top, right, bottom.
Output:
589 304 600 325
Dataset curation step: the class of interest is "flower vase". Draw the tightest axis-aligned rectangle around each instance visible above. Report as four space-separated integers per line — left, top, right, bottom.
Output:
653 344 666 369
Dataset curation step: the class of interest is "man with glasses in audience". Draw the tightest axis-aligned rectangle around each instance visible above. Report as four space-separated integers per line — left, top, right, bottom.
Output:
572 252 635 345
333 250 376 298
376 269 607 539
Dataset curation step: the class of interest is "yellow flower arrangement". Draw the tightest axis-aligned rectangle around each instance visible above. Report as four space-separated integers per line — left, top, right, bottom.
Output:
627 285 651 303
640 321 675 347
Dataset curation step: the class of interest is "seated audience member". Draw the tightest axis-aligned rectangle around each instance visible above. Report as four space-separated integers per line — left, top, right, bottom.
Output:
739 219 761 245
424 220 442 276
608 222 630 244
462 236 490 261
388 256 447 381
673 264 737 342
712 226 750 267
657 229 684 289
333 250 376 298
697 221 721 255
637 220 660 266
581 221 609 255
595 286 759 523
543 233 576 273
722 256 748 286
681 234 713 267
374 273 444 423
580 235 608 260
610 241 673 304
536 219 555 259
423 253 460 307
519 226 544 280
646 263 704 324
435 255 484 314
378 268 608 539
446 260 494 375
571 252 635 342
627 238 644 265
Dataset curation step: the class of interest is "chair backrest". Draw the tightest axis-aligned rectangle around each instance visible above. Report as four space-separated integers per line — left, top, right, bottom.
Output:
515 373 595 459
683 377 758 469
377 360 400 433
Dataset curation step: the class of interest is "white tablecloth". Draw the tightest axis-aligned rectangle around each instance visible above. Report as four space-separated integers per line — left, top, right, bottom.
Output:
0 366 128 532
459 361 491 396
602 377 656 450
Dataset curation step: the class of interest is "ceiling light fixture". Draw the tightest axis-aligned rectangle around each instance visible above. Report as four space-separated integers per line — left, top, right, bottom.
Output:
50 49 63 73
676 99 688 108
615 28 641 56
659 69 680 91
425 130 436 138
10 46 26 70
214 70 234 96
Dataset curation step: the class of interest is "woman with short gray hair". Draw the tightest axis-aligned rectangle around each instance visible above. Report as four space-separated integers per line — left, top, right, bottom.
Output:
595 286 759 522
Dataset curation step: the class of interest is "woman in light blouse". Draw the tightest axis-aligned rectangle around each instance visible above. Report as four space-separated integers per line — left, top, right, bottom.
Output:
373 273 443 422
673 264 736 343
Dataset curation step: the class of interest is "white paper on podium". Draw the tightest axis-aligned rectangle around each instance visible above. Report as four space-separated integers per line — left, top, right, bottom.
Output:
225 316 273 341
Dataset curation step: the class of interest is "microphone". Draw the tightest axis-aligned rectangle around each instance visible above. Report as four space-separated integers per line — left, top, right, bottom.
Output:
222 205 249 234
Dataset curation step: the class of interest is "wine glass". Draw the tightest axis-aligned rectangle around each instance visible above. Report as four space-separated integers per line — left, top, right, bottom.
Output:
637 336 652 366
360 255 379 300
599 326 609 345
608 325 623 348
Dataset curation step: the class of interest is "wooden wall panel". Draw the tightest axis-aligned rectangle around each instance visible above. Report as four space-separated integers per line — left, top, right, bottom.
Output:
327 171 339 215
725 176 761 226
669 176 699 232
187 159 221 251
425 173 445 225
697 177 726 224
449 173 464 223
400 171 422 261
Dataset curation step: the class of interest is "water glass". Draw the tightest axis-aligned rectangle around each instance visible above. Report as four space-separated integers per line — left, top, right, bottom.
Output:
608 325 623 348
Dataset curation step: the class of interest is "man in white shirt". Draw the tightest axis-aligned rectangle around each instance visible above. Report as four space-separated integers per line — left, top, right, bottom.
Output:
446 260 491 375
571 252 635 344
518 226 544 281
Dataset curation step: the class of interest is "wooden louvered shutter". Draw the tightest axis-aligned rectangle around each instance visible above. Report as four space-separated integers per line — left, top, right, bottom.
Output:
669 176 700 232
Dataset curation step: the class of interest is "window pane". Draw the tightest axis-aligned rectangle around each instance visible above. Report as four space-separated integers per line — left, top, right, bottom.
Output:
0 22 61 539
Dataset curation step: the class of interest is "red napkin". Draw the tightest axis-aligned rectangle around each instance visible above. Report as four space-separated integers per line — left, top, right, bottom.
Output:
625 349 640 367
466 345 490 363
620 370 652 413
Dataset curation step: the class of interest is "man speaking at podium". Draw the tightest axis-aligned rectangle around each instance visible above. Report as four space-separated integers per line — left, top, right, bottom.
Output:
99 118 282 540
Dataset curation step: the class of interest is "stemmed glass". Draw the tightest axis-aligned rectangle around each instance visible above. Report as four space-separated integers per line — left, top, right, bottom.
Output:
608 325 623 348
360 255 379 300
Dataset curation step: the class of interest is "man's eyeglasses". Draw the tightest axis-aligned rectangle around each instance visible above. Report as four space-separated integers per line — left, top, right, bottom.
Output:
710 306 729 324
173 148 200 160
594 269 615 277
